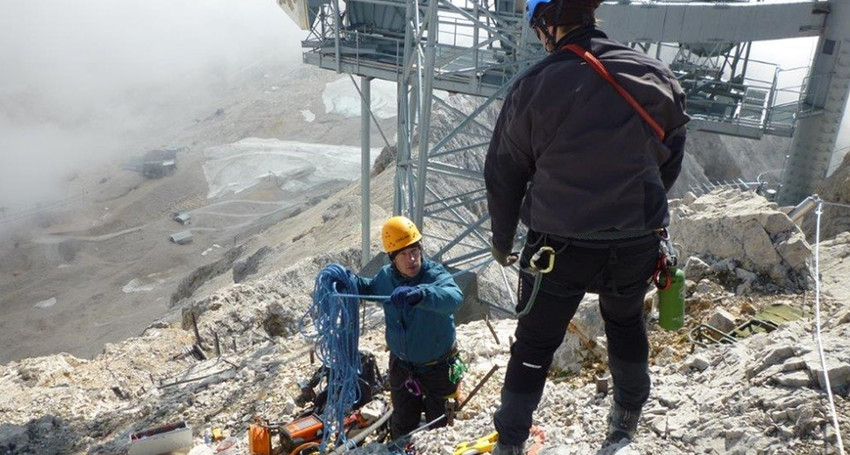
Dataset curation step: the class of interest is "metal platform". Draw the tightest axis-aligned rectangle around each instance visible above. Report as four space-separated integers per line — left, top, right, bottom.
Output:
297 0 828 144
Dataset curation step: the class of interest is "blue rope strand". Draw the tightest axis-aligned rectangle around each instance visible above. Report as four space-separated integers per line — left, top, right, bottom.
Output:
301 263 362 452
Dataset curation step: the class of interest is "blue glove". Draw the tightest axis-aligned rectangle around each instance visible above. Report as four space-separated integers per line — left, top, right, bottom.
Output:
390 286 424 307
330 270 355 292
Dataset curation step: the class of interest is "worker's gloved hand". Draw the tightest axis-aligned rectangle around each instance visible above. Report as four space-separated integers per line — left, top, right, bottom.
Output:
390 286 424 307
491 245 518 267
330 269 355 292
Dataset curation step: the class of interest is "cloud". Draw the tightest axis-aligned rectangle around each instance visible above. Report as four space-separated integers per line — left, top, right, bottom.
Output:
0 0 305 208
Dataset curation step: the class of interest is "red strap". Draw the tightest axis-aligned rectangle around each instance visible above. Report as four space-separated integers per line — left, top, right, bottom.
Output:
563 44 666 142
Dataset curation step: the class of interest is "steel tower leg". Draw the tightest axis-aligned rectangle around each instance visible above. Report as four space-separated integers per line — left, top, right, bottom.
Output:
413 0 440 230
394 0 418 219
361 76 372 267
779 0 850 205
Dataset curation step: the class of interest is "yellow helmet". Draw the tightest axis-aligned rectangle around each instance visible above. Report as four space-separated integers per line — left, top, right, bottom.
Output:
382 216 422 253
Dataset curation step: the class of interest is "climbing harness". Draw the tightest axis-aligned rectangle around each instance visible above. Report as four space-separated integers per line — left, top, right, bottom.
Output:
401 364 499 445
396 349 465 399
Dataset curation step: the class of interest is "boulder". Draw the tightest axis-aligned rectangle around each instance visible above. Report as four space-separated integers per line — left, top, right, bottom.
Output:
670 189 811 291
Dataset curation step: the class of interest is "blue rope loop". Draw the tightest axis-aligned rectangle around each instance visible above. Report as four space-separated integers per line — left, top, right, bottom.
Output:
301 263 362 452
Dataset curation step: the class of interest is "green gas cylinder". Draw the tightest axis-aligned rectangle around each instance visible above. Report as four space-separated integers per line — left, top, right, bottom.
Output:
657 266 685 330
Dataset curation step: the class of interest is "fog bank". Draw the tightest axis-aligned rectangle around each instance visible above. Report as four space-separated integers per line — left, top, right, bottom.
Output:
0 0 304 209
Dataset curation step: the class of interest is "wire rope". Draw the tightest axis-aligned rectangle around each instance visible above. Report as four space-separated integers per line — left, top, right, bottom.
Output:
811 198 845 455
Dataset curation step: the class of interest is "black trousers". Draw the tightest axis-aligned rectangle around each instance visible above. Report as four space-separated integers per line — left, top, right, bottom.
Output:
495 232 659 446
388 353 459 439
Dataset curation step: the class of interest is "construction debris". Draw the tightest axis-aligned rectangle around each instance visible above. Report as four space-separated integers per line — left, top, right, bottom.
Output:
129 421 192 455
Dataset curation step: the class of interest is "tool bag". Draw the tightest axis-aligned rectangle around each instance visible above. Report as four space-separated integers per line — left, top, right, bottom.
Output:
302 349 386 416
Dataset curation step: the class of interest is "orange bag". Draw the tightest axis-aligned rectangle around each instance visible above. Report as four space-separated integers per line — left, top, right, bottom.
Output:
248 421 271 455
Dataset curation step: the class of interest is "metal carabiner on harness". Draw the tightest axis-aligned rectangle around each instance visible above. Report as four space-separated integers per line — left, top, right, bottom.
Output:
403 377 422 397
652 255 673 290
516 245 557 319
653 228 678 290
528 246 555 273
656 228 678 268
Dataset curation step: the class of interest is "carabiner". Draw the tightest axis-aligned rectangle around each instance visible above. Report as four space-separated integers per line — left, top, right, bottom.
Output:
652 255 672 290
656 228 678 268
529 246 555 273
403 377 422 397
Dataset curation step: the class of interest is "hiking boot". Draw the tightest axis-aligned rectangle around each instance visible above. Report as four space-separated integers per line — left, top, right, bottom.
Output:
603 402 640 447
492 441 525 455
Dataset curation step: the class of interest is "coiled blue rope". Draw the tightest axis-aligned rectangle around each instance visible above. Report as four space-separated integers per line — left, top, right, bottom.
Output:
300 263 362 452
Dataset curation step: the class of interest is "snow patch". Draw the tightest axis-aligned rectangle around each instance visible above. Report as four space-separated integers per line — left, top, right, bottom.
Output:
301 109 316 122
203 137 381 199
322 77 397 119
123 278 156 293
34 297 57 309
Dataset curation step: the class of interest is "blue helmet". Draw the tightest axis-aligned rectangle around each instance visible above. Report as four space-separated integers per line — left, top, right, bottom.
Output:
526 0 603 27
525 0 553 25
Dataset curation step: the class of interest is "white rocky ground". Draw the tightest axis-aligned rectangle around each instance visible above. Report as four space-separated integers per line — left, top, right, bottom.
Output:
2 177 850 455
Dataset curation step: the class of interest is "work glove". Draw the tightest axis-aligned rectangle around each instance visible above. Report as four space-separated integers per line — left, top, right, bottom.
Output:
491 245 518 267
390 286 424 308
330 269 355 292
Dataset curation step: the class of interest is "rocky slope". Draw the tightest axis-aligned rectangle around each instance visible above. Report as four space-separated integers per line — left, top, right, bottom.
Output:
2 53 849 455
2 175 850 455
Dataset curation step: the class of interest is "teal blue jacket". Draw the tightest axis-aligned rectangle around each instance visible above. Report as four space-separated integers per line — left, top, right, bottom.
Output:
354 259 462 365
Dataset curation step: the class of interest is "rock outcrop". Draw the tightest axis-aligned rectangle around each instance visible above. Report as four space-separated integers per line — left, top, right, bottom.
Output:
671 190 811 293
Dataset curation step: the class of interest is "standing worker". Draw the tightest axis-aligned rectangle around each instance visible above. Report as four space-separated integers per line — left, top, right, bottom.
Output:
347 216 464 439
483 0 690 453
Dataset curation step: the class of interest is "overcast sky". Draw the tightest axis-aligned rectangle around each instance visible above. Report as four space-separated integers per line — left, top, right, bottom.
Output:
0 0 848 210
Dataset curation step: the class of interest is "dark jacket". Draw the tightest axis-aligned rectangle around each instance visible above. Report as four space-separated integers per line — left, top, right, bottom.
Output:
354 259 462 365
485 25 689 253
